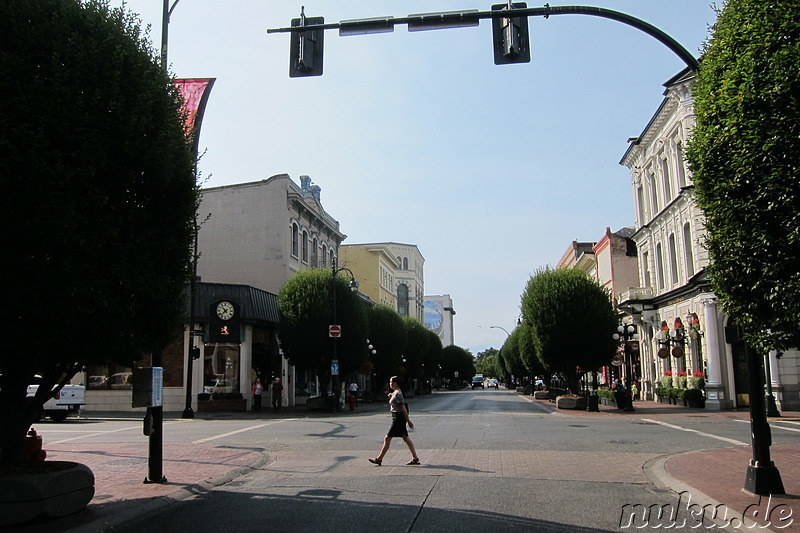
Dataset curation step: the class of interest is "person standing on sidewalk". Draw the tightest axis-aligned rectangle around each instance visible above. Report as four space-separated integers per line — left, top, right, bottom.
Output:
369 376 420 466
271 377 283 411
252 377 263 411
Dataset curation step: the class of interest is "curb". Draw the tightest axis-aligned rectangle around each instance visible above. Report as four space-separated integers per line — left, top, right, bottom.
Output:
642 450 780 533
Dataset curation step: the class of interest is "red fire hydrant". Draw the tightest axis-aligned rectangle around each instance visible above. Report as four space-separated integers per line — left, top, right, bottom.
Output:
348 393 356 412
25 427 46 462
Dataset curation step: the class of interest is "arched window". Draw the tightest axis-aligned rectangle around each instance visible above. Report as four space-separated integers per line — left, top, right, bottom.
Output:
668 234 679 286
301 230 309 263
291 223 299 258
675 142 687 188
311 238 318 267
642 251 652 288
648 171 659 215
403 257 408 270
636 186 646 226
655 243 665 291
321 244 328 267
397 284 409 316
660 157 672 203
683 223 695 277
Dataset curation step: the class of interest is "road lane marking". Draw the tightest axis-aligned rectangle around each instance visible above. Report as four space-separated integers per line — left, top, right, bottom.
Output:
193 418 296 444
47 422 180 444
641 418 748 445
734 419 800 433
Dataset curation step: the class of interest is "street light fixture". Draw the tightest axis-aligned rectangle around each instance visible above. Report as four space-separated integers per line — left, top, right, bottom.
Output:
612 324 639 412
330 258 358 411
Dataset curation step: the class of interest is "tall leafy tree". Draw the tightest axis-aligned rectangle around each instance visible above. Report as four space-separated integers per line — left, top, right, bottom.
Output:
687 0 800 353
441 345 475 382
0 0 197 464
401 317 429 385
366 304 406 389
278 269 368 391
521 268 618 393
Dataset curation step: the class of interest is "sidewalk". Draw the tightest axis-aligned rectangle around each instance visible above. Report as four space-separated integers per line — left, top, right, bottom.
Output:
530 396 800 532
13 394 799 532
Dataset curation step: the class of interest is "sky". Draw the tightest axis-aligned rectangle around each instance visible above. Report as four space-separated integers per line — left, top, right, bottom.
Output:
111 1 718 354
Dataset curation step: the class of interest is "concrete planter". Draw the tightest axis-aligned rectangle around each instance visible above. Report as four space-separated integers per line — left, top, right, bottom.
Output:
0 461 94 526
198 399 247 412
556 396 588 410
533 391 549 400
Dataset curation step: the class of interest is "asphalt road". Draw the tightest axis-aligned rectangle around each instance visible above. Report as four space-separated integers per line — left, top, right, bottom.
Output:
32 388 800 532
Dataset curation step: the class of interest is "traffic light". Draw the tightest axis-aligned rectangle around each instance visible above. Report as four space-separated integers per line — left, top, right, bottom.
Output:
289 8 325 78
190 346 201 360
491 3 531 65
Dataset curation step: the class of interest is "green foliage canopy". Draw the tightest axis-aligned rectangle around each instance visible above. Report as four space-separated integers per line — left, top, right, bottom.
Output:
521 268 618 393
366 304 406 382
687 0 800 353
278 269 368 377
1 0 197 463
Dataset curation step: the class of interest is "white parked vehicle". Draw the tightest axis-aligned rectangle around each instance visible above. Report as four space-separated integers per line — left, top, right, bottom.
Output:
27 376 85 422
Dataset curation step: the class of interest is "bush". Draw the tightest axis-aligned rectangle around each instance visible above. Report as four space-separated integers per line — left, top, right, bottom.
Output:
676 376 688 389
660 375 673 388
594 389 614 399
688 376 706 390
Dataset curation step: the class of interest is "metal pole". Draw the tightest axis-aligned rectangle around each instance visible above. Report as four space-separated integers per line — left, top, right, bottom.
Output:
145 351 166 483
331 260 338 411
743 344 784 495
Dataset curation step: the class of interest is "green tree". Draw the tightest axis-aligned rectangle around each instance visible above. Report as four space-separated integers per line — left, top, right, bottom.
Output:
441 345 475 384
521 268 618 393
278 269 368 391
0 0 197 464
401 317 429 387
366 304 406 391
475 348 501 377
687 0 800 353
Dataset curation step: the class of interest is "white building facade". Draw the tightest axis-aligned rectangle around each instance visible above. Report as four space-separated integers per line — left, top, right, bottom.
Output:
618 70 799 411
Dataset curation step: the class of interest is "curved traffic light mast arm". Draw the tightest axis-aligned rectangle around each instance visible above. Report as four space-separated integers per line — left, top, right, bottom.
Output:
267 4 699 71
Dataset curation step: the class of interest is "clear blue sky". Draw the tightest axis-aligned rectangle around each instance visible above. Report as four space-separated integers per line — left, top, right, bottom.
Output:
112 1 717 354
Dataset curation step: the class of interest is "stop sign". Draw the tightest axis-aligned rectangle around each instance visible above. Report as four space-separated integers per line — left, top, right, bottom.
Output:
329 325 342 338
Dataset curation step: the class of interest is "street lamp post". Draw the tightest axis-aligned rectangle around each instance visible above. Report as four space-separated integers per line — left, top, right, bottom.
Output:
331 258 358 411
612 324 639 412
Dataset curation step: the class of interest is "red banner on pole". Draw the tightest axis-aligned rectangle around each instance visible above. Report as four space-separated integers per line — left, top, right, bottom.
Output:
173 78 216 154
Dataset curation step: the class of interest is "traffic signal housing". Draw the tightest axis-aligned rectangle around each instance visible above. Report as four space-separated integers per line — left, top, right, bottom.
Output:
491 3 531 65
289 13 325 77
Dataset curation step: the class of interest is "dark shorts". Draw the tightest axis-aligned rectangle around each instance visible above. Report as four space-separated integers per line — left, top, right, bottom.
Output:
387 412 408 438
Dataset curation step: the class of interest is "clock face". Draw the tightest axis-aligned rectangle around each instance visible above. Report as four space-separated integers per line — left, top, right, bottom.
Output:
216 301 235 320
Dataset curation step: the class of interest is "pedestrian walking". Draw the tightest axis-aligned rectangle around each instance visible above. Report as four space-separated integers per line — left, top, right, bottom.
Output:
272 377 283 411
251 377 263 411
369 376 420 466
630 382 639 402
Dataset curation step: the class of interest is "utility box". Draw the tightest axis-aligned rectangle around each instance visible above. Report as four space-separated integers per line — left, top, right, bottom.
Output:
132 367 163 408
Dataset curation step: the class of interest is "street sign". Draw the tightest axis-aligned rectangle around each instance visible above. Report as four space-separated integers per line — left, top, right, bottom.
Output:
331 359 339 376
329 325 342 338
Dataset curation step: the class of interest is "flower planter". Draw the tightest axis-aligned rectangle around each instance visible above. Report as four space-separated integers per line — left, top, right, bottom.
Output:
556 396 588 410
0 461 94 526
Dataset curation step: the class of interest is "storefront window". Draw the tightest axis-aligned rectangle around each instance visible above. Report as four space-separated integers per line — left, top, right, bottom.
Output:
202 343 240 394
85 363 134 390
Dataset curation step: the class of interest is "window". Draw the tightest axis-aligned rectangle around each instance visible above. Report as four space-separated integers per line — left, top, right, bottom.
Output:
675 142 687 188
683 223 695 277
330 250 335 267
291 223 299 258
648 171 659 215
397 284 409 316
655 243 665 291
660 157 672 203
301 231 308 263
311 238 318 267
636 186 646 225
668 234 679 286
403 257 408 270
642 251 652 288
321 244 328 267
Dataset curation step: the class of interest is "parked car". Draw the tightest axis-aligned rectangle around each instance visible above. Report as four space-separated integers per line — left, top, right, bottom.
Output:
27 375 85 422
109 372 133 389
